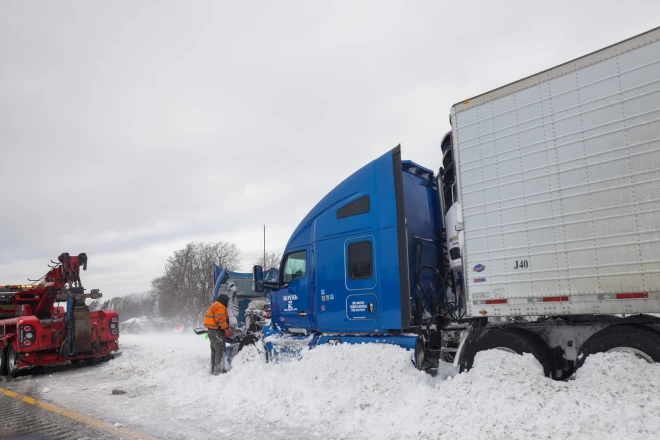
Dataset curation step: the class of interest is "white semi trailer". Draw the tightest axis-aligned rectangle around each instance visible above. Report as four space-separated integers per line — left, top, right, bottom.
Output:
441 26 660 378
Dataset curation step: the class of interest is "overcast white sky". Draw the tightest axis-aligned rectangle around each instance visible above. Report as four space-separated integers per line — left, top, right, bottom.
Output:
1 1 659 299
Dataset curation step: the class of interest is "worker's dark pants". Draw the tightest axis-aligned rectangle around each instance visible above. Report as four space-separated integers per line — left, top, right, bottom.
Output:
208 329 226 375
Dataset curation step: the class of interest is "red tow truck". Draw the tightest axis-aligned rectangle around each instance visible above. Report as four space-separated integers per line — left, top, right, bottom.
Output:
0 253 119 377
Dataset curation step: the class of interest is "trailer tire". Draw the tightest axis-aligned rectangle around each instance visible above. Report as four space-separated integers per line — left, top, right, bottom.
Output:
461 328 554 378
0 347 7 376
577 324 660 369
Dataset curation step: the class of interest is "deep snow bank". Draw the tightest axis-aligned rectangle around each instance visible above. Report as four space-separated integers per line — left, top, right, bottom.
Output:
8 334 660 440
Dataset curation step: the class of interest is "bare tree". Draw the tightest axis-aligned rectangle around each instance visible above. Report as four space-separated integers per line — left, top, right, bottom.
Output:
152 241 242 325
252 251 281 270
210 242 242 272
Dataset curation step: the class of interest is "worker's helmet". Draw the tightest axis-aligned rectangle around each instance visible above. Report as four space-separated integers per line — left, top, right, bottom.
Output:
217 293 230 307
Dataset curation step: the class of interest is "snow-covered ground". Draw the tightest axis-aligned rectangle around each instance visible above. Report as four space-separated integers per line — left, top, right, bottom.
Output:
6 333 660 440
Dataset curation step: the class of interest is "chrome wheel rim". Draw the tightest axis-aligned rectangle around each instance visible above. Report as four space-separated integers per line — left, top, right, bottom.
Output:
416 349 424 368
8 349 17 371
606 347 654 363
493 347 517 355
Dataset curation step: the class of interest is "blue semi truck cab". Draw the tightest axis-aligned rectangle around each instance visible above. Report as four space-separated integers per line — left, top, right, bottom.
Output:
253 145 448 368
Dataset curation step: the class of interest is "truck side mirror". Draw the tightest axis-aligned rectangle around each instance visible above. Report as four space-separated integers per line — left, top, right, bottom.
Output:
253 265 264 293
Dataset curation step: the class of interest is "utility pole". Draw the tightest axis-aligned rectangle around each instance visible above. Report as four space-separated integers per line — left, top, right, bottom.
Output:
263 224 266 268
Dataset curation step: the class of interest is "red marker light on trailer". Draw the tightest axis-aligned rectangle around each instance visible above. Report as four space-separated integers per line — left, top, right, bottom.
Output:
542 296 569 302
485 299 508 305
616 292 648 300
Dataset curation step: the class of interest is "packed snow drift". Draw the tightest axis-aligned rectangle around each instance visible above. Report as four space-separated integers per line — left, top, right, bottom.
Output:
6 333 660 440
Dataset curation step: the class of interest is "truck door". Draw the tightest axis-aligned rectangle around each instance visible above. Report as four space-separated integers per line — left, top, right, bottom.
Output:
272 248 312 332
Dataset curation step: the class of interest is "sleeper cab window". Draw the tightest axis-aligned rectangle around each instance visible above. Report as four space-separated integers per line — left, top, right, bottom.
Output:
337 195 370 219
348 241 373 280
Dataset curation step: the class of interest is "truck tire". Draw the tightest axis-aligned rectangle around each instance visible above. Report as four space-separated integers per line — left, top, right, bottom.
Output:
414 337 425 370
0 347 7 376
577 324 660 369
461 328 555 378
237 334 270 363
238 334 259 353
7 347 19 378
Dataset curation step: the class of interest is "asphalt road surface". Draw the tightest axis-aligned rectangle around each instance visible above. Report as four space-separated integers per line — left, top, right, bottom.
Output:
0 393 119 440
0 391 150 440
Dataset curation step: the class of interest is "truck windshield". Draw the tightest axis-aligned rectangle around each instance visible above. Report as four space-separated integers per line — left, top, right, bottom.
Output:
282 250 306 285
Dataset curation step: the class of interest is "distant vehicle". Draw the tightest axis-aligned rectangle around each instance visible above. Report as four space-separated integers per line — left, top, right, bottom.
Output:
173 324 184 333
252 26 660 379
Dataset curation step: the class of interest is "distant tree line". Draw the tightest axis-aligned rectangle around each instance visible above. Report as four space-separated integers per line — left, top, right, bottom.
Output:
89 291 158 322
91 241 281 327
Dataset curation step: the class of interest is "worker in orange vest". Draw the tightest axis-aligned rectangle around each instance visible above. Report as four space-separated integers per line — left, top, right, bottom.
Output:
203 293 233 375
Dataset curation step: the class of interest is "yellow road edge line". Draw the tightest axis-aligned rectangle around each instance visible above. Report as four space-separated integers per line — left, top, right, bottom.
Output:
0 386 154 440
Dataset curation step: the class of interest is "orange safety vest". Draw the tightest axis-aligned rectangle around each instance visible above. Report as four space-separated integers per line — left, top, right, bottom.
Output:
203 301 229 330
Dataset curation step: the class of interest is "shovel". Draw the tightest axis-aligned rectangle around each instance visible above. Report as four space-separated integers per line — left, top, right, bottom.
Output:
194 327 208 336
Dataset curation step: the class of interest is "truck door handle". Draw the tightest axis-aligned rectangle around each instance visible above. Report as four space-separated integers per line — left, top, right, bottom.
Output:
298 311 308 317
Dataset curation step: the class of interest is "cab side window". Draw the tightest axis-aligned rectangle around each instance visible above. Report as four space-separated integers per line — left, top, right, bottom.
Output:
282 250 307 285
348 241 372 279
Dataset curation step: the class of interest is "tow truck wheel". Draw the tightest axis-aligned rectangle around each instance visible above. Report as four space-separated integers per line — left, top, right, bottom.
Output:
577 324 660 369
7 347 19 378
461 328 555 378
0 347 7 376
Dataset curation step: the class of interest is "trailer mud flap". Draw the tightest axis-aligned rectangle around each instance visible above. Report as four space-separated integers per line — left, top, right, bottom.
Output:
452 326 488 371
